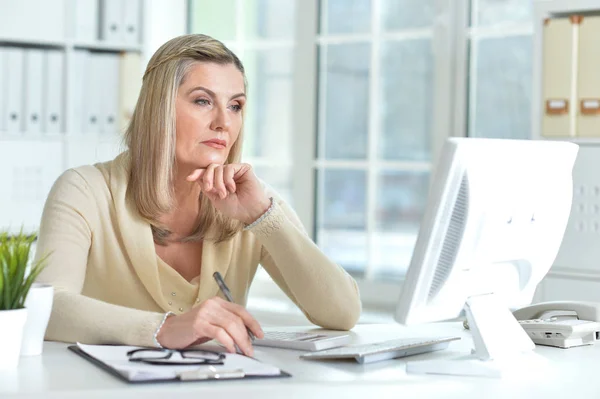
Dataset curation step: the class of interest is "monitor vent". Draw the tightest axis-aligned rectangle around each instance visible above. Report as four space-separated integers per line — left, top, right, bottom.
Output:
428 175 469 300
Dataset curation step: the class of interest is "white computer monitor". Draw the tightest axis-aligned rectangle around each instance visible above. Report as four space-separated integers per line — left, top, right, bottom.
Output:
394 137 578 377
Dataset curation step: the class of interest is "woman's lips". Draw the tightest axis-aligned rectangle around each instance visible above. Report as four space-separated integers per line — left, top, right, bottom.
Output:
202 139 226 149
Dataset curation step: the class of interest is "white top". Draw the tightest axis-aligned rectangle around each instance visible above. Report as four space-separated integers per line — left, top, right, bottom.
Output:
3 322 600 399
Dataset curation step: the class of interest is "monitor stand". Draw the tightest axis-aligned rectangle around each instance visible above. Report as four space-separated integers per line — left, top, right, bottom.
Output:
406 293 550 378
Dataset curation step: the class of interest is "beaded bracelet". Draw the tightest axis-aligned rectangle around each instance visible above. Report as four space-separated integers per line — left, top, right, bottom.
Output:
153 311 175 349
243 197 275 231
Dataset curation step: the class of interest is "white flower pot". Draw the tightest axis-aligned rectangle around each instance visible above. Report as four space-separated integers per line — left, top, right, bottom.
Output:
21 283 53 356
0 308 27 370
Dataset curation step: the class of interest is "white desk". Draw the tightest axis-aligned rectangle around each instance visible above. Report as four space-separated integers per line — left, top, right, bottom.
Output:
2 322 599 399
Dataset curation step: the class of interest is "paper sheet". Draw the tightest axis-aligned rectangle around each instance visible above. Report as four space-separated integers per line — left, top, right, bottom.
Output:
76 343 282 382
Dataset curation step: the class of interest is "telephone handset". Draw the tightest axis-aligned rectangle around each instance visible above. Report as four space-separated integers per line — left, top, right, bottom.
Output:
513 301 600 348
513 301 600 322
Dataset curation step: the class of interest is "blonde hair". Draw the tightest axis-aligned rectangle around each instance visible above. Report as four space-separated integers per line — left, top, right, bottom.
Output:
125 34 246 244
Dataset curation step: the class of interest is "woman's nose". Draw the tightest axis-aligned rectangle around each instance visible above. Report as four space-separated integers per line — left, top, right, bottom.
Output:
210 106 231 131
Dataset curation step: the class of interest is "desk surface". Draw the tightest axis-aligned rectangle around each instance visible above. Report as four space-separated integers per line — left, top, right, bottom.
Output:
2 322 599 399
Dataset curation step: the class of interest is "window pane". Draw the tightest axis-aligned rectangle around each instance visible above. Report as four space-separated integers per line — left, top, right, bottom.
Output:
473 0 532 27
243 48 293 159
380 39 433 161
318 169 367 273
381 0 435 31
470 35 532 139
373 171 429 278
321 0 371 34
320 44 370 160
189 0 237 41
244 0 296 39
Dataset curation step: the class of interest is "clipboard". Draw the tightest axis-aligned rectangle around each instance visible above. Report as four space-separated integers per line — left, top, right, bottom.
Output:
68 345 291 384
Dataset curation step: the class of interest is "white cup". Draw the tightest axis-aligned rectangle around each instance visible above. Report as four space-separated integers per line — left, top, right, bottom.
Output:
20 283 53 356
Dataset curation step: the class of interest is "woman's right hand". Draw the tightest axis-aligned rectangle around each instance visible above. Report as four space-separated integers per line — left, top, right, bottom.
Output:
155 297 264 356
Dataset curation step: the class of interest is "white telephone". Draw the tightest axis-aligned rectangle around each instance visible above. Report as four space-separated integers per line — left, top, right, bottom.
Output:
512 301 600 348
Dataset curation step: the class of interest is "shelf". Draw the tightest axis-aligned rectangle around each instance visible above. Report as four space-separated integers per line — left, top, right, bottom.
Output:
541 0 600 15
72 41 142 53
0 36 66 49
0 133 64 142
0 38 142 53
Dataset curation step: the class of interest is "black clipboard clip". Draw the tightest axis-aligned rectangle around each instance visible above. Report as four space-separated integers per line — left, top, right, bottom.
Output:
178 366 246 381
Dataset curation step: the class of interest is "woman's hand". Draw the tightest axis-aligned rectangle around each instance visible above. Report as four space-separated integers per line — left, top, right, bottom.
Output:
156 297 264 356
186 163 271 225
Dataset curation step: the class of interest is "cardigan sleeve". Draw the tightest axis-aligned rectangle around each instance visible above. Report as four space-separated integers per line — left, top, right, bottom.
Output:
250 196 361 330
35 169 164 346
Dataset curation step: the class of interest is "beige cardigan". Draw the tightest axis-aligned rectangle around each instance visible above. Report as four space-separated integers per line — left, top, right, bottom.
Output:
35 154 361 347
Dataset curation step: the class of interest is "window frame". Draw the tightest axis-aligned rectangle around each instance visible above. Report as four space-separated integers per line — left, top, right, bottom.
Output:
465 2 534 139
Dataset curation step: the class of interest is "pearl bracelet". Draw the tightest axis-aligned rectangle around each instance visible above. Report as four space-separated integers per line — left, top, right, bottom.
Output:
153 311 175 349
243 197 274 231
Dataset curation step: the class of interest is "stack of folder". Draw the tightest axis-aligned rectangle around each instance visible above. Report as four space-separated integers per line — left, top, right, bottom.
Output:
542 16 600 138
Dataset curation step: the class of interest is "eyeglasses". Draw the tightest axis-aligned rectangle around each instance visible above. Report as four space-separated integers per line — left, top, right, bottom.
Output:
126 348 226 366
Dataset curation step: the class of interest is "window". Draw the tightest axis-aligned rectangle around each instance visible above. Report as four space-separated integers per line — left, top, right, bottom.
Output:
315 0 437 281
467 0 533 139
188 0 297 202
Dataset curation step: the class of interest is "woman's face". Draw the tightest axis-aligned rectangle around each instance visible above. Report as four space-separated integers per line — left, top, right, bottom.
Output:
175 62 245 171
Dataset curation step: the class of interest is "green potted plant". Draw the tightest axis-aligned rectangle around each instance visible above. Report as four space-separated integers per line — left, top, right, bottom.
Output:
0 231 49 369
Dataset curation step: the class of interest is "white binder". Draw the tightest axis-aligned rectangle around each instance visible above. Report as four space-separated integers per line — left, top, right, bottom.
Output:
44 51 64 135
122 0 141 45
576 16 600 137
100 0 122 42
0 48 5 133
73 0 99 42
24 49 45 135
70 50 88 135
84 52 102 134
5 48 25 135
542 17 575 137
98 53 120 135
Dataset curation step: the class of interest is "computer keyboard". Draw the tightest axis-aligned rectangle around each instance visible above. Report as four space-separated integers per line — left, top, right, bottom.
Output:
253 331 352 352
300 336 461 364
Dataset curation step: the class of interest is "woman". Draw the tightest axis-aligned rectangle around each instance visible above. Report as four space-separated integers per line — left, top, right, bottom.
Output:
35 34 361 356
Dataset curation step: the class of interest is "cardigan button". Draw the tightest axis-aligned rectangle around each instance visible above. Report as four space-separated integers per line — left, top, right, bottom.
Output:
168 301 172 306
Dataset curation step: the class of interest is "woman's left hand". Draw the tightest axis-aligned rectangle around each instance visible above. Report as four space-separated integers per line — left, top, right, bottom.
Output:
186 163 271 224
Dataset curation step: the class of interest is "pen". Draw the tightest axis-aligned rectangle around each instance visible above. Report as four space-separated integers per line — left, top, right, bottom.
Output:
213 272 256 343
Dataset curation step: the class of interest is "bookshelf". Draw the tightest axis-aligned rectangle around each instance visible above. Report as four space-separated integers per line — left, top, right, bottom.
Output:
532 0 600 304
0 0 144 233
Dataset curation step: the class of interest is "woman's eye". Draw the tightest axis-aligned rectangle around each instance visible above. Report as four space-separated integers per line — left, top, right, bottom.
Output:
230 104 242 112
195 98 210 106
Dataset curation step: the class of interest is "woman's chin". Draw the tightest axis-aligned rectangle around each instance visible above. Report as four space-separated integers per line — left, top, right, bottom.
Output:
195 158 226 168
178 152 228 169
